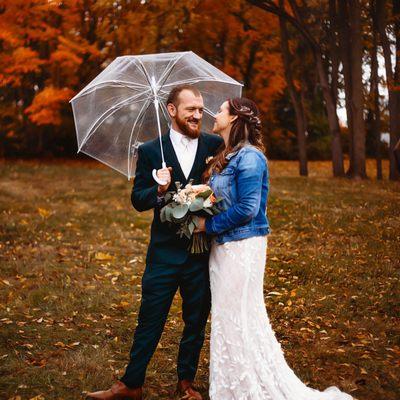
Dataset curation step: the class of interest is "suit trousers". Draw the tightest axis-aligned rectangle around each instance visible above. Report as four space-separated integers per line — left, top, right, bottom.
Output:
119 253 211 388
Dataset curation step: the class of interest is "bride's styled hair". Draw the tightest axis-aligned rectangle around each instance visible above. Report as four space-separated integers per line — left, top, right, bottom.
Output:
202 97 265 183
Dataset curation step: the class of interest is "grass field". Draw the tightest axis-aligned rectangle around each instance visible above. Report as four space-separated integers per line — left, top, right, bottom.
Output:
0 159 399 400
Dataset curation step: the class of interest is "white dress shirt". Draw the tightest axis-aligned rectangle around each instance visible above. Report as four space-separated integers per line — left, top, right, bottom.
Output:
169 127 198 179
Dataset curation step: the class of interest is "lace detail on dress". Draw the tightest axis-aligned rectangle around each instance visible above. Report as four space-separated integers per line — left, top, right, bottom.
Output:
209 236 353 400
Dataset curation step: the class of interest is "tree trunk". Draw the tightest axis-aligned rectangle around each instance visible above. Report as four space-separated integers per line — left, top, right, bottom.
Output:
247 0 345 176
315 49 345 176
376 0 400 180
243 43 259 91
328 0 340 105
394 138 400 172
370 0 383 179
347 0 367 178
278 0 308 176
337 0 355 176
392 0 400 179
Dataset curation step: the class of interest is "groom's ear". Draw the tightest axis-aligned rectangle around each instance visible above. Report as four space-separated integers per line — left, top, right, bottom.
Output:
167 103 177 118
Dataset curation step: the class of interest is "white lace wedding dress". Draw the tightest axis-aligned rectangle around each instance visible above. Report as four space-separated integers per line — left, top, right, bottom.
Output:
209 235 354 400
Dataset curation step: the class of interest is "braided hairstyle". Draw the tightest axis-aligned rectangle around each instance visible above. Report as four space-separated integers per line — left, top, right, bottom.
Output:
202 97 265 183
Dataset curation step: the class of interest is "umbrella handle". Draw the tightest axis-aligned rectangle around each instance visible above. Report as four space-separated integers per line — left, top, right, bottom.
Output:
152 162 168 185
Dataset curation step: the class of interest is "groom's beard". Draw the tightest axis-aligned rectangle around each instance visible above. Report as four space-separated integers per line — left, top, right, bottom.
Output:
175 114 201 139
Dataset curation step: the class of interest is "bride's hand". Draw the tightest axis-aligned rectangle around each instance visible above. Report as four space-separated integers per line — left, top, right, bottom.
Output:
194 217 206 233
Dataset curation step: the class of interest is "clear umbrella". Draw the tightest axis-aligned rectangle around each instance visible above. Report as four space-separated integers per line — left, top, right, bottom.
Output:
69 51 243 182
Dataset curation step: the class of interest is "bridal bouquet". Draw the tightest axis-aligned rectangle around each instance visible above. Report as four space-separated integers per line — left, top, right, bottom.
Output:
160 180 222 253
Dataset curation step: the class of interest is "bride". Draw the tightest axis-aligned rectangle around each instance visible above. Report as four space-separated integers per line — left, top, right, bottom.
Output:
194 97 354 400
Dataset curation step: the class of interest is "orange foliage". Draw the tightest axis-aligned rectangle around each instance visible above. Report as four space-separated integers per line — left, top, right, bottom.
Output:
25 87 75 126
0 0 288 150
0 0 101 132
1 47 46 87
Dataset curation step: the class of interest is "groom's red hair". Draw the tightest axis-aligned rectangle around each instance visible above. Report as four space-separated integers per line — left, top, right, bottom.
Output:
167 84 202 107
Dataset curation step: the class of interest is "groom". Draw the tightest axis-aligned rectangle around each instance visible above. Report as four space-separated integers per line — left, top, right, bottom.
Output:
87 85 223 400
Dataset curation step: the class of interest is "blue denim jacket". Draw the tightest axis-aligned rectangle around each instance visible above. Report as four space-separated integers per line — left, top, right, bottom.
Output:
205 144 270 244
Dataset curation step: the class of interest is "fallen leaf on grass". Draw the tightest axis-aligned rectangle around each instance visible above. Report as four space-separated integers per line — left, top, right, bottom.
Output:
95 252 114 261
37 208 51 218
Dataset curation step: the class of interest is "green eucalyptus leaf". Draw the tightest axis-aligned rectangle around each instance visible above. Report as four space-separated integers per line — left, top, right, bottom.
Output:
165 206 174 222
195 189 213 199
160 206 167 223
189 197 204 212
188 220 196 235
192 215 200 227
171 203 189 222
182 225 191 239
208 205 220 215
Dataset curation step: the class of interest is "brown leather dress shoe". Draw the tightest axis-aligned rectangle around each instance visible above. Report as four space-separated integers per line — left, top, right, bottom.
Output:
86 380 143 400
175 379 202 400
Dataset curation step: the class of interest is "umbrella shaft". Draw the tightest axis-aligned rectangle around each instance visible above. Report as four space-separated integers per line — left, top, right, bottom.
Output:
153 99 166 167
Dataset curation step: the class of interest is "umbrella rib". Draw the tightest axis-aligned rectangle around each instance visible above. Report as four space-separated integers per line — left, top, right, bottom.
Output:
127 99 153 179
159 101 170 125
136 58 153 88
203 106 217 118
78 91 150 151
156 90 169 100
155 58 177 88
70 80 149 102
162 77 243 88
90 79 148 89
156 53 186 92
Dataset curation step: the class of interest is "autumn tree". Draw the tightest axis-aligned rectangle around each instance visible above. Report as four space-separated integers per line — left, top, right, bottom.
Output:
0 0 100 155
247 0 347 177
374 0 400 181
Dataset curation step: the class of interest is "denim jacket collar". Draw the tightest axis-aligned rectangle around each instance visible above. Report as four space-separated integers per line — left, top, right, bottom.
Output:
225 150 239 160
225 141 251 161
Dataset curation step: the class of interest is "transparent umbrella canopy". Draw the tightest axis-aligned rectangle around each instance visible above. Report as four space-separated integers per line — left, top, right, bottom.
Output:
70 51 243 180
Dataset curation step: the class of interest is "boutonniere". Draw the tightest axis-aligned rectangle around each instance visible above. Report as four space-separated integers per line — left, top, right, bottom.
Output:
205 156 213 164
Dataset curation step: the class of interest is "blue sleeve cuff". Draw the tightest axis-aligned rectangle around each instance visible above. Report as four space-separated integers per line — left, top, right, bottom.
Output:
205 217 215 234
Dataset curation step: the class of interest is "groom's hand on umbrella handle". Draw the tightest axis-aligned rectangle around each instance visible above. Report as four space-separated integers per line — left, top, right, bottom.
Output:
156 167 172 194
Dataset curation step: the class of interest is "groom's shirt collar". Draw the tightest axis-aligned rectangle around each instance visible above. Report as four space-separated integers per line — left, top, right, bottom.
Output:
169 127 198 147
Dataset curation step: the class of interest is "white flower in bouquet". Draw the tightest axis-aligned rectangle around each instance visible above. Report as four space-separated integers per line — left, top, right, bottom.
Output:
203 197 213 208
